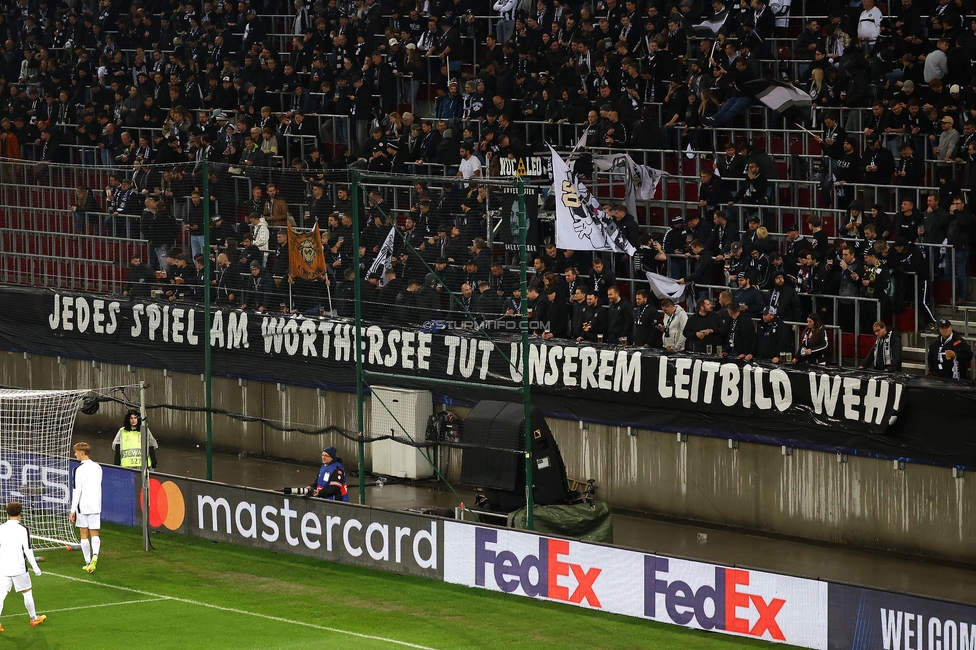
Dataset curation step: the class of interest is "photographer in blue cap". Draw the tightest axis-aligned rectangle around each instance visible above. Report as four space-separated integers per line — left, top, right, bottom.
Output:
305 447 349 501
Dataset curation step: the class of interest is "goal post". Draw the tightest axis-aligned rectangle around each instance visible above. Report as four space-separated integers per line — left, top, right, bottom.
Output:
0 388 90 549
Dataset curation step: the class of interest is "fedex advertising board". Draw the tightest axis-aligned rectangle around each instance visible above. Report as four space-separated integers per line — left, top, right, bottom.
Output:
444 522 827 649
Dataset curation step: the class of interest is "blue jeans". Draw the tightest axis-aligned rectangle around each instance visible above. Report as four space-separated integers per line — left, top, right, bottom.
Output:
155 246 170 270
711 97 752 126
190 235 205 259
954 247 970 301
496 19 514 45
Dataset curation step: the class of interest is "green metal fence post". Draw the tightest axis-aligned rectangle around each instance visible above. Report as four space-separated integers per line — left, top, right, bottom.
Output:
352 170 367 505
203 160 213 481
517 177 534 530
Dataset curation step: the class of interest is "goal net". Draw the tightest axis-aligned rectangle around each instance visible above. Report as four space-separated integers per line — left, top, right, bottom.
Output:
0 389 89 550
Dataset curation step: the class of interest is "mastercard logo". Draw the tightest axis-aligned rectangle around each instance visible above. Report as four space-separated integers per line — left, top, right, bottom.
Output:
140 478 185 530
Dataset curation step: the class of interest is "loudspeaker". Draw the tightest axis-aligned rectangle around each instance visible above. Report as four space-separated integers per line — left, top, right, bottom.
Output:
460 401 569 510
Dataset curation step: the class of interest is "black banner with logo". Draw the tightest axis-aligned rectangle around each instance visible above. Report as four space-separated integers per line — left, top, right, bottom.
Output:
828 583 976 650
5 285 976 467
142 474 443 579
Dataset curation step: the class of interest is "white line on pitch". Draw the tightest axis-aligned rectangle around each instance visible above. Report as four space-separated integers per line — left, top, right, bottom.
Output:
47 572 437 649
1 597 167 618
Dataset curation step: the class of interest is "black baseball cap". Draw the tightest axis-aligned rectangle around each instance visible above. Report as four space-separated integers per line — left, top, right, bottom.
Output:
938 318 952 328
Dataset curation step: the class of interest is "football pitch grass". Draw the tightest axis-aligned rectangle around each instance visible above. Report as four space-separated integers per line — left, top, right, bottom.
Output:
3 523 795 649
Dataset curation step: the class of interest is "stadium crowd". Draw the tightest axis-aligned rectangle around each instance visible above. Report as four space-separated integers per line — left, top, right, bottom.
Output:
0 0 972 375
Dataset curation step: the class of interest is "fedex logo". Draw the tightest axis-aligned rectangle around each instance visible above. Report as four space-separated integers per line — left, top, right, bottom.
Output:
474 527 602 607
645 556 786 641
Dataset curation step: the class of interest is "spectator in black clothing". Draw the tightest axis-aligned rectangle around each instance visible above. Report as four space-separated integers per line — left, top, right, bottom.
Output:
815 112 846 158
683 298 724 353
733 271 766 315
697 168 732 214
928 319 973 379
241 260 275 312
526 286 548 336
589 257 616 304
213 253 242 306
611 205 640 250
678 239 714 299
709 210 739 260
489 261 518 298
783 224 811 277
606 286 634 344
795 313 828 365
861 320 903 372
729 160 768 207
894 142 925 202
209 214 237 249
472 281 503 318
756 307 793 363
832 138 862 209
892 237 937 328
892 197 923 242
123 254 154 299
632 290 659 347
542 286 569 340
767 270 804 323
946 196 974 305
576 292 607 343
861 136 896 208
724 302 757 359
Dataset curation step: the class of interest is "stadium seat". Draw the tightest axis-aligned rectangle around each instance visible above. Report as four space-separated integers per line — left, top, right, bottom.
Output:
648 206 665 227
934 280 952 305
895 308 916 333
797 187 812 208
841 333 876 359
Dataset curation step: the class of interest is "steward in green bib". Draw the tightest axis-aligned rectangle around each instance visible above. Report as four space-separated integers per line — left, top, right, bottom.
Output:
112 410 158 469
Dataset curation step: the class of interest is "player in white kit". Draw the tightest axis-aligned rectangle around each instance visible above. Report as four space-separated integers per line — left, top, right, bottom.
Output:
0 502 46 629
69 442 103 573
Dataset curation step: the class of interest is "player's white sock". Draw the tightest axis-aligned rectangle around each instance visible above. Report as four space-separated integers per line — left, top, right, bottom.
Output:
22 591 36 619
81 538 91 563
0 590 7 616
91 536 101 557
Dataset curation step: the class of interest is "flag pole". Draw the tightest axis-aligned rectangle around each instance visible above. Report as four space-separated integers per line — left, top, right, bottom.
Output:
794 123 819 138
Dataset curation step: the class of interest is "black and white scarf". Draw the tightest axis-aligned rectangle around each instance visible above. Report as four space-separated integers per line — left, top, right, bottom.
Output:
872 332 893 369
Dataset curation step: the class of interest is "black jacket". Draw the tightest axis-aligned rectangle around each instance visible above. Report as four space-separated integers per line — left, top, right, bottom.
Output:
125 263 155 298
578 304 608 342
607 299 634 344
767 283 803 323
756 316 793 360
864 332 903 372
683 311 724 353
632 302 659 347
725 313 757 357
928 332 973 378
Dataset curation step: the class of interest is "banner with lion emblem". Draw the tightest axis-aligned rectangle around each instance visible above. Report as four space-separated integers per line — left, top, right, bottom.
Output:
287 223 327 280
